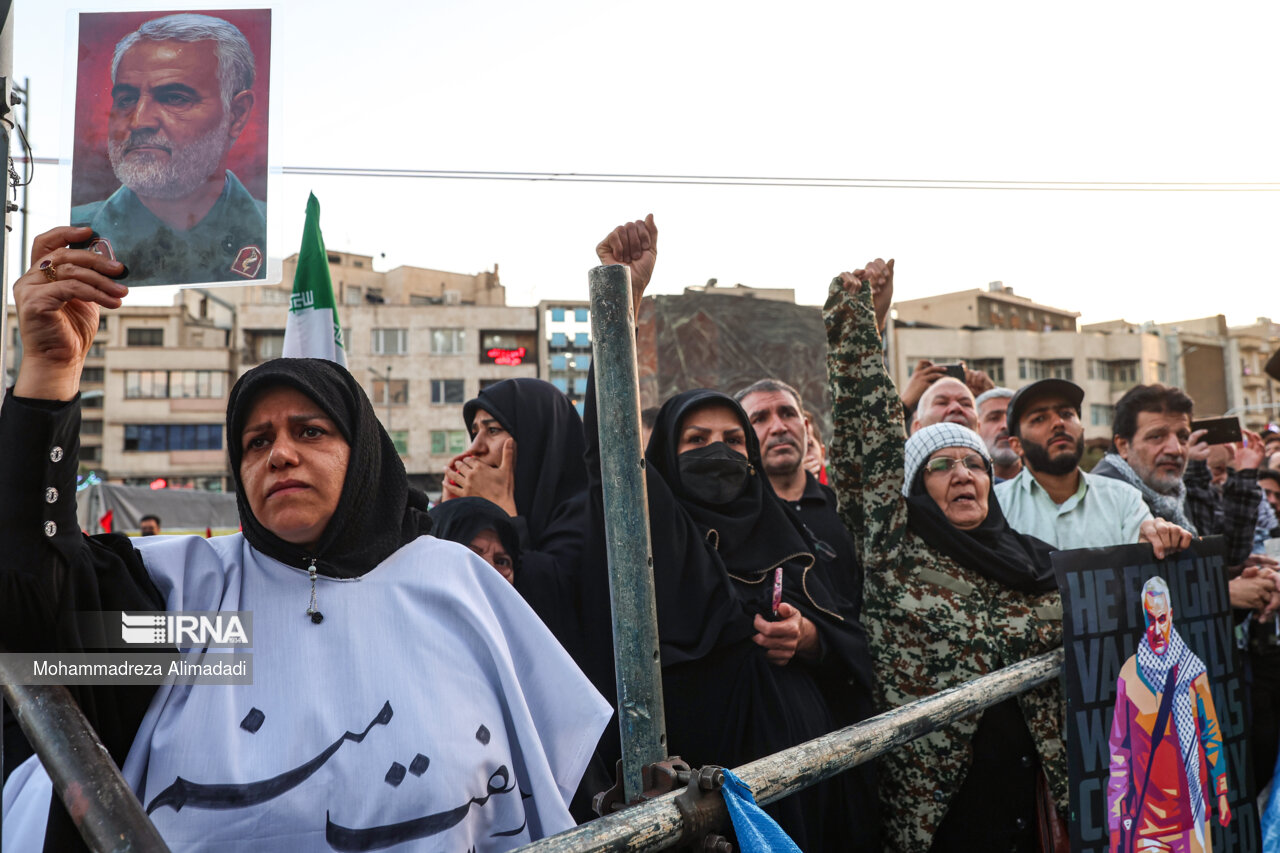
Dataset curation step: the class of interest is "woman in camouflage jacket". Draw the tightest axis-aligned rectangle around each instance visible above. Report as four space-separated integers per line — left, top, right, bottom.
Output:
824 268 1067 852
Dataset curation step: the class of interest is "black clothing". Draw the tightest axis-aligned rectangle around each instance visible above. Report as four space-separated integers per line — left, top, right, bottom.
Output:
462 378 590 659
787 471 865 616
582 383 880 853
1 391 164 852
226 358 432 579
931 698 1040 852
906 469 1058 595
428 496 522 569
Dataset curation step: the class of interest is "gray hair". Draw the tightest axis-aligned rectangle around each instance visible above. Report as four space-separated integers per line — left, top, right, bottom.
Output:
733 378 803 412
974 387 1015 411
1141 576 1170 607
112 14 255 112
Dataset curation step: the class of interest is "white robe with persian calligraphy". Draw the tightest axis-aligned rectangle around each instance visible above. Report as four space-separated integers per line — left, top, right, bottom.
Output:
5 533 610 852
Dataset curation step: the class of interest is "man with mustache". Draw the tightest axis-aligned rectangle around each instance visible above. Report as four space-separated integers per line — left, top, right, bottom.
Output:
995 378 1165 550
736 378 865 613
1093 384 1263 570
71 13 266 286
975 387 1022 482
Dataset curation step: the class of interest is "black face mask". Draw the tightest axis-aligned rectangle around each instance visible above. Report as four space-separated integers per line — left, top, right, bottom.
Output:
678 442 753 505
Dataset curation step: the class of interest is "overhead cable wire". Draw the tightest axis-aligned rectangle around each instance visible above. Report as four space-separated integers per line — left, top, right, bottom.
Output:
16 158 1280 191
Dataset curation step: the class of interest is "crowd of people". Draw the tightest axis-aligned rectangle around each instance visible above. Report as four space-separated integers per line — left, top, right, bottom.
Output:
4 214 1280 853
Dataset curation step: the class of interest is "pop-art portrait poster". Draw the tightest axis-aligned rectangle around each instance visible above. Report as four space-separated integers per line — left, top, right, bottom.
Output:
1054 537 1259 853
70 9 271 286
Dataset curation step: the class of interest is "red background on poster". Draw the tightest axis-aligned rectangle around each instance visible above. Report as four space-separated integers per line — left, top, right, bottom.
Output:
71 9 271 207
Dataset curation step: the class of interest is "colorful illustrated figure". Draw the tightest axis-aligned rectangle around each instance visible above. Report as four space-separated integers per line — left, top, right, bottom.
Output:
1108 576 1231 852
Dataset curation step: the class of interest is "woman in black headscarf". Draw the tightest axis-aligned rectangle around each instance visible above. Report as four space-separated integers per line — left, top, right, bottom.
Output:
441 378 590 655
0 226 611 852
429 497 521 583
580 216 880 852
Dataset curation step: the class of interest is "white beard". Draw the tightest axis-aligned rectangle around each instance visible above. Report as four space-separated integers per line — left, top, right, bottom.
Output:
109 115 232 201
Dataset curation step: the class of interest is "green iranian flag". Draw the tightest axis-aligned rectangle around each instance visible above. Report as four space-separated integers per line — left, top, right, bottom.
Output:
282 193 346 366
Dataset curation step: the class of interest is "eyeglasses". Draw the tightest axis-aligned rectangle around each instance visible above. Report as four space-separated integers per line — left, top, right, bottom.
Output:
924 454 987 476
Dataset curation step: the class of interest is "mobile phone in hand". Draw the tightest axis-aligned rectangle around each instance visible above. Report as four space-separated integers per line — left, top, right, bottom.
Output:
1191 416 1242 446
937 363 965 381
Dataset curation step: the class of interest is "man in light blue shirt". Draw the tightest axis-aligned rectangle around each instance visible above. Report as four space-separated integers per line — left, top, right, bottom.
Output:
995 378 1156 549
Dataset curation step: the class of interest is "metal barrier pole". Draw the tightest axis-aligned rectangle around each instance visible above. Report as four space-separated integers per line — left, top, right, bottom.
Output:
1 676 171 852
588 263 667 803
513 648 1064 853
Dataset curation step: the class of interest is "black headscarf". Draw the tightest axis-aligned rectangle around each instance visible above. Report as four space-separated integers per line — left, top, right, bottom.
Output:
226 358 432 578
905 466 1057 595
462 378 587 542
648 390 816 583
429 497 522 572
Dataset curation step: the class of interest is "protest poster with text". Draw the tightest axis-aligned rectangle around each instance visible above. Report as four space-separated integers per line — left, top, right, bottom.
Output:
1055 537 1259 853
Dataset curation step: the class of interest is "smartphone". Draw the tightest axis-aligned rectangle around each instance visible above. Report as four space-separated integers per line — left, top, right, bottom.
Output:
937 363 965 381
1191 416 1243 446
771 567 783 619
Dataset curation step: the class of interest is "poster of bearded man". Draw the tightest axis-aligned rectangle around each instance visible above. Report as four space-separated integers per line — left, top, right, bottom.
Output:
71 9 272 287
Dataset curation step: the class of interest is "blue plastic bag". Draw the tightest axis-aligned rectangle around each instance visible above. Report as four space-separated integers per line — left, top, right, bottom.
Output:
720 768 803 853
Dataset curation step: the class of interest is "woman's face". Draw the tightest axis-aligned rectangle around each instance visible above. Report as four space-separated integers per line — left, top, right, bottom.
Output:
676 403 749 456
922 447 990 530
465 407 516 465
469 529 515 584
239 386 351 550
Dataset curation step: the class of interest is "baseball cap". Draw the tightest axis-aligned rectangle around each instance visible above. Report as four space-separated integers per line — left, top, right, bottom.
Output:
1006 379 1085 437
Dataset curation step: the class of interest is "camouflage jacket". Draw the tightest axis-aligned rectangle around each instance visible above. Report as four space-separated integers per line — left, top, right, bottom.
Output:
824 276 1067 852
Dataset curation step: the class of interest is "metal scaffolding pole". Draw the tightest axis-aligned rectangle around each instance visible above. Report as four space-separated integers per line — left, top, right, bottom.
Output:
513 648 1064 853
0 673 171 852
587 264 667 803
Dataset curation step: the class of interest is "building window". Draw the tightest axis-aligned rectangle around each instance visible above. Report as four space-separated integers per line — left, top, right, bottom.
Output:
551 355 568 371
171 370 228 399
431 328 465 355
81 445 101 462
1091 404 1114 427
125 370 168 399
345 286 363 305
372 378 409 406
430 430 470 455
430 379 465 404
1087 359 1104 381
253 331 285 361
968 358 1004 385
573 332 590 348
1044 359 1073 380
124 424 222 452
1158 362 1167 383
81 419 104 435
87 342 106 358
573 378 588 394
551 307 565 322
575 308 589 323
81 366 105 384
260 288 291 304
126 328 164 347
82 394 104 409
372 328 408 355
551 377 569 392
389 430 409 455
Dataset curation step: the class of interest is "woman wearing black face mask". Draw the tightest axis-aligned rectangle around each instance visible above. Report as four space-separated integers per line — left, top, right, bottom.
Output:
579 217 880 853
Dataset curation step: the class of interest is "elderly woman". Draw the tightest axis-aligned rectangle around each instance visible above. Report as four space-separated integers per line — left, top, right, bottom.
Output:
577 217 880 853
825 266 1068 852
1 227 610 852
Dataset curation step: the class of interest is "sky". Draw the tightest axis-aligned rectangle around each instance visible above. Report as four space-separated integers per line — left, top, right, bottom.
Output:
9 0 1280 326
